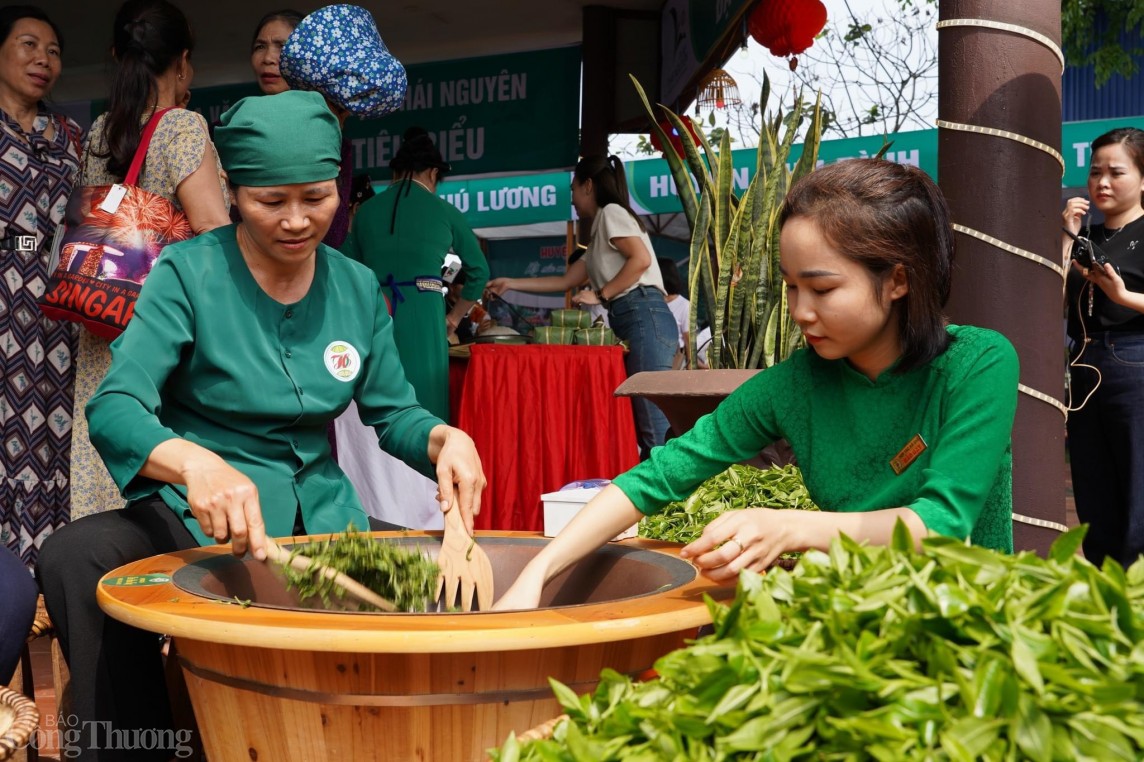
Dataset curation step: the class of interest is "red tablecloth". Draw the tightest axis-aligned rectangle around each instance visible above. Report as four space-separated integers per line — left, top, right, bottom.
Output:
455 344 639 531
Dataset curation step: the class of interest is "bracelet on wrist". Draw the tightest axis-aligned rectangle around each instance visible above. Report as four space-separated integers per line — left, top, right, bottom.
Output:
594 287 609 306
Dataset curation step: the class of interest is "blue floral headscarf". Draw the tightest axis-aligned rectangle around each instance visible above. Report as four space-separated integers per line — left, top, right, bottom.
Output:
280 4 407 119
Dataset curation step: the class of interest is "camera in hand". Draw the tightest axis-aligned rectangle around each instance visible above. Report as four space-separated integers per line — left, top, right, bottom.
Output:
1063 228 1111 269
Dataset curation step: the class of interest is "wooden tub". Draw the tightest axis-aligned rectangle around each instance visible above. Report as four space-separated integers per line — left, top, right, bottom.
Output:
97 532 732 762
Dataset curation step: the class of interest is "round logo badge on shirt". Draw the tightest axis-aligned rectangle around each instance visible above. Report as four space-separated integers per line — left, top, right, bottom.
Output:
324 341 361 382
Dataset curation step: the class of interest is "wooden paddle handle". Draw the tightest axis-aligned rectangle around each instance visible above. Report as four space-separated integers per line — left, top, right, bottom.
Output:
264 537 397 612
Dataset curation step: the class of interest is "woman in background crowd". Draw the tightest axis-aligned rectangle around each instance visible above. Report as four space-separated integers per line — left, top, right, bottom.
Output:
249 8 301 95
1062 127 1144 567
0 5 81 563
336 127 489 529
280 4 405 248
488 155 678 459
446 271 495 344
71 0 230 521
349 172 375 220
659 256 690 368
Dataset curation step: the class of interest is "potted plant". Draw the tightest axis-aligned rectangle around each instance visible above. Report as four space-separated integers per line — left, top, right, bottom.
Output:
616 75 825 437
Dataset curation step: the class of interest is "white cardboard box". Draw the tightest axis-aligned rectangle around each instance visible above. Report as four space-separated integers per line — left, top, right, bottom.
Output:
540 487 638 540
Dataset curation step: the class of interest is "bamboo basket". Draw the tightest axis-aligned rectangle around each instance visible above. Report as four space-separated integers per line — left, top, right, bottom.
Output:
0 688 40 762
517 714 568 743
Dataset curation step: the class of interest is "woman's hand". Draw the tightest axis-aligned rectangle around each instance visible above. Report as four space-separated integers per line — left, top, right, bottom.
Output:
1081 259 1131 303
1062 196 1090 237
183 457 267 558
486 277 515 297
492 485 644 610
428 424 486 534
142 439 268 558
680 508 803 582
492 565 546 610
570 287 600 306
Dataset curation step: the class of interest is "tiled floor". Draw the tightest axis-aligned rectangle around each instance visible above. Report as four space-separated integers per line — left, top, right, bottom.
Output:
23 635 60 761
17 476 1081 762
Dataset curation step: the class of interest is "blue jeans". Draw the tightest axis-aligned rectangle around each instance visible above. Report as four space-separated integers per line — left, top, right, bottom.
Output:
1067 332 1144 566
608 286 679 459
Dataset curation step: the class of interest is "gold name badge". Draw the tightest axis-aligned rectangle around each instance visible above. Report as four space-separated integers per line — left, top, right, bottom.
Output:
890 434 928 475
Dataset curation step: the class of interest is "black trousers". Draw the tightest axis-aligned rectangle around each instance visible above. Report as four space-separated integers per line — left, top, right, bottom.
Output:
37 497 198 761
37 496 405 761
1067 334 1144 567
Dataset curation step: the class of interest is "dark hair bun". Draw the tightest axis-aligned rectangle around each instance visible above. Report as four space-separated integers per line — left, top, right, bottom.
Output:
390 126 451 175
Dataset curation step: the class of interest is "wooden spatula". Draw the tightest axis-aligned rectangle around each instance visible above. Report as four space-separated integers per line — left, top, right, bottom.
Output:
263 537 396 612
435 504 494 611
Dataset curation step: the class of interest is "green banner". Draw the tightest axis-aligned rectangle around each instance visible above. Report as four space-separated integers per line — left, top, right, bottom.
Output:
486 236 569 280
626 117 1144 215
1062 117 1144 186
437 171 571 228
347 46 581 180
126 47 581 182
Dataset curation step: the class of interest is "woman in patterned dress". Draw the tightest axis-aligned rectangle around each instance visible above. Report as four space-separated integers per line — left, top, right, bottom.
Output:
0 5 82 565
70 0 231 522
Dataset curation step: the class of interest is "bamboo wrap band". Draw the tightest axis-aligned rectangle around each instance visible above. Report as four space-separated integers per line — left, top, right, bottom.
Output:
935 19 1065 72
1012 513 1070 534
937 17 1070 426
936 119 1066 175
952 223 1067 281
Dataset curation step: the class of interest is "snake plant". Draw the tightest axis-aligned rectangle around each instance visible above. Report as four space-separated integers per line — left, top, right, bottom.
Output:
631 75 825 370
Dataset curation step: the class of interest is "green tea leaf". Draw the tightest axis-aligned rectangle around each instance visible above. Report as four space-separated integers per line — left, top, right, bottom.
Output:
1049 526 1087 563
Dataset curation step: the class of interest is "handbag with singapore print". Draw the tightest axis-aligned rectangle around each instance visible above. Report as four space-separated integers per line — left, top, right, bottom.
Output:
38 108 192 339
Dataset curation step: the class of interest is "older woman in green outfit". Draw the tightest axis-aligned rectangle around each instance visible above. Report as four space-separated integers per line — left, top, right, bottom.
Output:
38 90 485 761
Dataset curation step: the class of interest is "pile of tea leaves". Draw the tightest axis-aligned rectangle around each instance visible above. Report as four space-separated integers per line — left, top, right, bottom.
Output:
494 526 1144 761
280 527 439 612
638 464 818 544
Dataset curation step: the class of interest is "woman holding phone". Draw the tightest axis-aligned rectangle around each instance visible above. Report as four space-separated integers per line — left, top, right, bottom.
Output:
1061 126 1144 567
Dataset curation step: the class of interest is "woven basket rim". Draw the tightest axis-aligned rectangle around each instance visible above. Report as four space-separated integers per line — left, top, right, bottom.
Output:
517 713 567 743
0 686 41 761
26 594 52 641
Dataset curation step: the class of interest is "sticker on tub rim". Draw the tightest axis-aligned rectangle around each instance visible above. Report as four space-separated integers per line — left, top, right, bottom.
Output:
324 340 361 382
102 573 172 587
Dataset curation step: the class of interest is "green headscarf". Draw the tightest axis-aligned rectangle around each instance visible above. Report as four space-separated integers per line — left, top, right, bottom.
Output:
214 90 341 187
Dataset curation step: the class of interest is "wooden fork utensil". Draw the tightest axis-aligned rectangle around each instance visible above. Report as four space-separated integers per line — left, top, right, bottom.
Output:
435 504 494 611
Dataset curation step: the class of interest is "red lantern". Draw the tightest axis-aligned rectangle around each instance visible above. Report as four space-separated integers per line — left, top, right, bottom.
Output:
650 116 701 157
748 0 828 58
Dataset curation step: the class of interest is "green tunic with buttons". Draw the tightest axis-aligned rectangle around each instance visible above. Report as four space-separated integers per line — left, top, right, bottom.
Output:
613 325 1018 551
86 224 444 546
342 181 488 421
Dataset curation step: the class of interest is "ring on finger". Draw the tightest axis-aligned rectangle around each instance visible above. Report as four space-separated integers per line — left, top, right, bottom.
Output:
725 538 744 556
